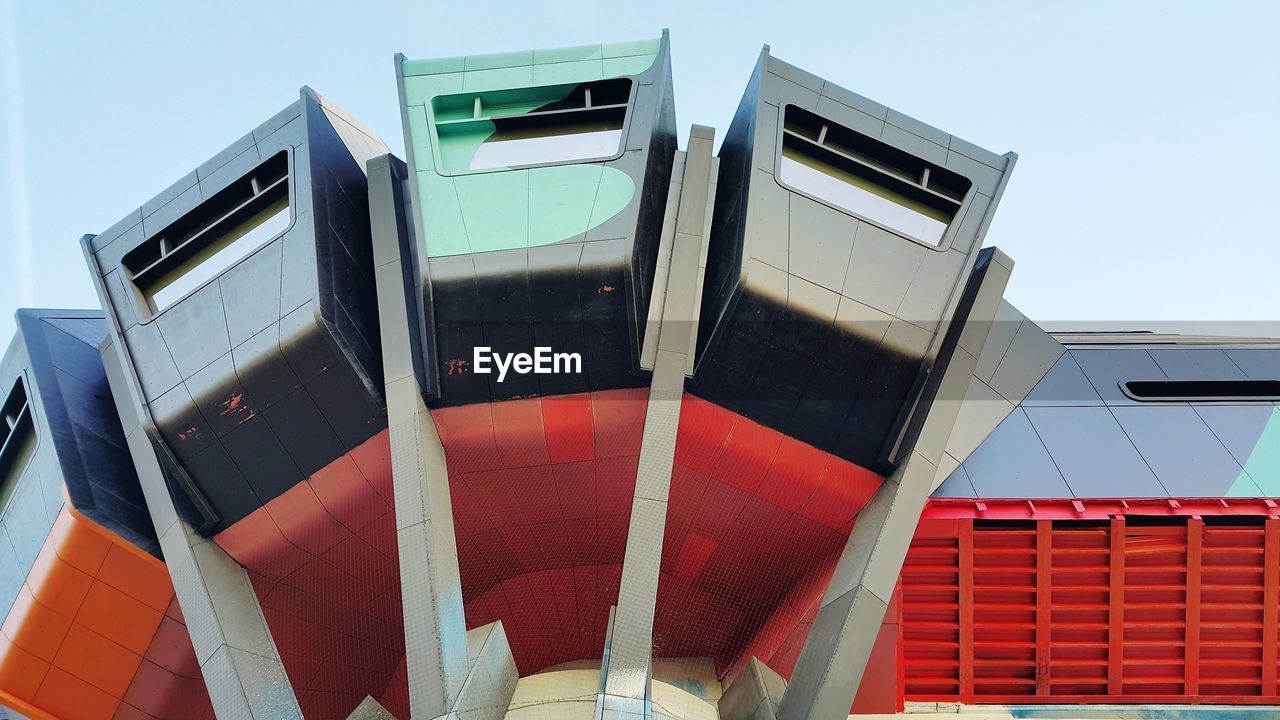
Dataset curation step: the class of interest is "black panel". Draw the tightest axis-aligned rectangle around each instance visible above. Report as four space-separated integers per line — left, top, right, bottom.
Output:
15 311 160 557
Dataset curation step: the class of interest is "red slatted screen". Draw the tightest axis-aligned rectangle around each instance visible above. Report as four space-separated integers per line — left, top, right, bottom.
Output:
1048 522 1110 696
1199 523 1266 696
971 526 1037 697
1122 523 1188 695
902 517 1280 705
901 521 962 697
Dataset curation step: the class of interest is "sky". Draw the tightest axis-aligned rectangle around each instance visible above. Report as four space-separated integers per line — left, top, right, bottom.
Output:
1 0 1278 342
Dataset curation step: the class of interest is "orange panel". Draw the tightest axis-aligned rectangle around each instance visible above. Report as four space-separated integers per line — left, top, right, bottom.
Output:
2 501 211 719
50 508 112 575
96 544 174 613
52 624 142 698
0 635 49 703
27 542 94 618
33 666 119 720
75 581 165 656
1 586 72 661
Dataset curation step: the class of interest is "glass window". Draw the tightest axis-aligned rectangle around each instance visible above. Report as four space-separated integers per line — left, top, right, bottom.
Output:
433 78 631 173
123 152 291 313
779 105 970 248
0 379 36 512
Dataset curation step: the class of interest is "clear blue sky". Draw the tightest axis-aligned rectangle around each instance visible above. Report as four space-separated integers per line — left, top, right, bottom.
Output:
2 1 1278 342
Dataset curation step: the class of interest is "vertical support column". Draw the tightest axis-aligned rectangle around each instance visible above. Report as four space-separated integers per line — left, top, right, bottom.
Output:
367 155 469 717
1035 519 1051 697
1108 515 1126 697
1263 518 1278 697
600 126 717 717
777 249 1015 720
99 338 303 720
959 521 975 702
1185 517 1202 697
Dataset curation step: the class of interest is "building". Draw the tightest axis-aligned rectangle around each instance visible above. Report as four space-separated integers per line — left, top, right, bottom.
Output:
2 32 1278 720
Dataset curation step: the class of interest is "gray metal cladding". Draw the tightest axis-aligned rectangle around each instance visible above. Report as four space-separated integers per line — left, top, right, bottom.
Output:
1111 404 1248 496
938 342 1280 500
693 48 1015 473
1023 405 1165 497
84 88 389 534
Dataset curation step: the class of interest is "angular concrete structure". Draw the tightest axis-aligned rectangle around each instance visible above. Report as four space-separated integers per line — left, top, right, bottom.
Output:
2 31 1277 720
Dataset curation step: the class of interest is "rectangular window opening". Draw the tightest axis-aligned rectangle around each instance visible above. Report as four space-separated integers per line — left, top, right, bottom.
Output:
123 151 291 313
1122 379 1280 402
0 379 36 513
433 78 631 173
779 105 971 247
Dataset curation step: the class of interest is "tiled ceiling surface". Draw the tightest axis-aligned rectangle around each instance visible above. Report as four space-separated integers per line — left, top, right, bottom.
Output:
653 395 882 674
214 431 405 720
433 388 648 674
210 389 885 717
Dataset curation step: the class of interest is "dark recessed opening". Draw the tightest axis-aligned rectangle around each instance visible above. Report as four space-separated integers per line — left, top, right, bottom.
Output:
1122 379 1280 402
123 151 291 313
0 378 36 511
433 78 633 172
779 105 972 247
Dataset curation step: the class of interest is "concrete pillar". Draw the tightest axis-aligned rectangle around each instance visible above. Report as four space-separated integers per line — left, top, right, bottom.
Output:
775 249 1014 720
99 337 303 720
600 126 717 717
367 154 471 718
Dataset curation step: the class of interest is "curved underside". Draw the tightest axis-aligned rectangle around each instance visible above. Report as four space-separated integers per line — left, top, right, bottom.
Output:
210 389 884 718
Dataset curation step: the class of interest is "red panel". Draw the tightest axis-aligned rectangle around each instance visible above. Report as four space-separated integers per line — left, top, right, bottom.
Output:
712 418 781 494
591 388 647 458
926 497 1280 521
903 514 1280 706
670 533 717 584
1035 520 1051 697
541 394 594 463
671 394 732 476
850 610 904 714
906 544 964 700
657 395 885 679
1265 520 1279 696
215 429 406 720
1048 522 1109 697
1186 518 1202 697
1108 516 1125 697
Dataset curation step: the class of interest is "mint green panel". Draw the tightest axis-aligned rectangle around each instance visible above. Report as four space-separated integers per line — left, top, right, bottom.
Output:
529 165 635 248
399 36 662 259
603 55 657 77
417 170 469 257
1229 407 1280 496
421 164 637 257
587 168 636 229
454 170 530 254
